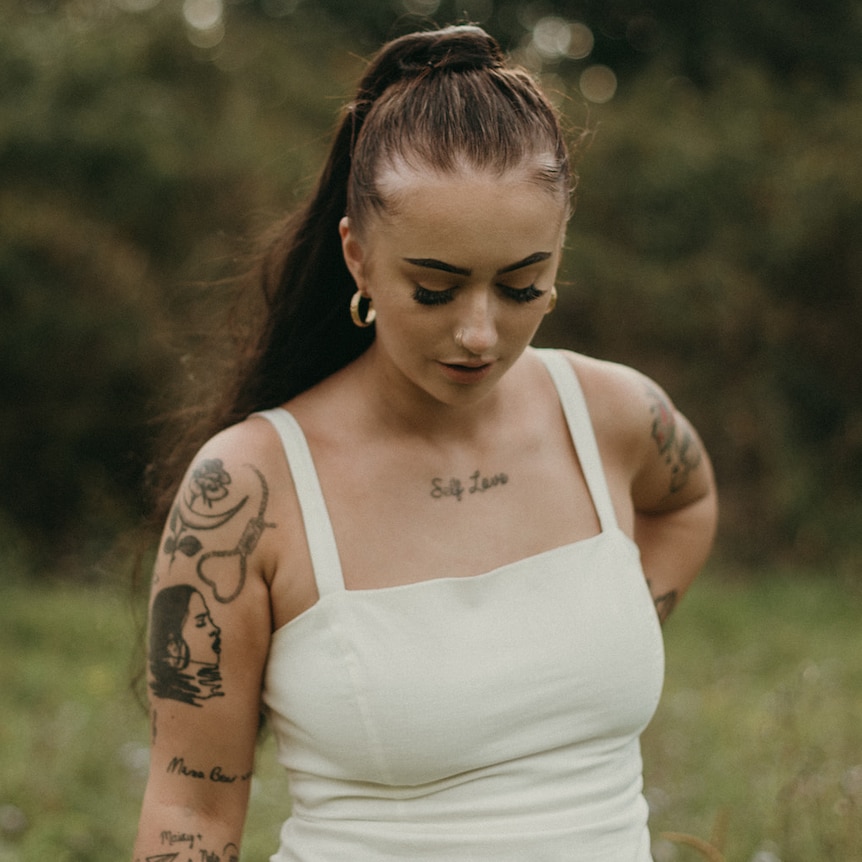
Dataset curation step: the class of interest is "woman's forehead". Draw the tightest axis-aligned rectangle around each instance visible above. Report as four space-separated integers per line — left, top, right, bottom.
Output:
362 170 566 266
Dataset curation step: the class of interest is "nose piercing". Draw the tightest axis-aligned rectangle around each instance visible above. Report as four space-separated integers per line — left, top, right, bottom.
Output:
455 330 465 348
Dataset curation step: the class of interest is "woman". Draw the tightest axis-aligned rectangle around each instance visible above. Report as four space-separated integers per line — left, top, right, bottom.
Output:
132 24 717 862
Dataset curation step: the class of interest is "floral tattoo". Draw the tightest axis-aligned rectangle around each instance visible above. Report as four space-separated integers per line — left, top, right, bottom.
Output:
162 459 275 603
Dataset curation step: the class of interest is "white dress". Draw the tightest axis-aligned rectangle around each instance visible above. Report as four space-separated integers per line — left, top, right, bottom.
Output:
260 349 664 861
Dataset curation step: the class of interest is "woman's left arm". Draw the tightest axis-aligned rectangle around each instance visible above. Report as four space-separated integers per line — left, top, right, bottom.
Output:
567 352 718 624
630 384 718 623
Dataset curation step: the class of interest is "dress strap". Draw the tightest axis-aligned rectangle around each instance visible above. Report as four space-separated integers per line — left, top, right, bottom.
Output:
536 350 620 532
255 408 345 596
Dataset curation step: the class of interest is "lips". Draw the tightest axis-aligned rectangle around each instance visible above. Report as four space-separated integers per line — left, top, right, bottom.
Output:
438 360 495 384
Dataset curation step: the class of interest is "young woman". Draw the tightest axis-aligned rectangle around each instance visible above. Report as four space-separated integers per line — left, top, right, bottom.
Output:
132 24 717 862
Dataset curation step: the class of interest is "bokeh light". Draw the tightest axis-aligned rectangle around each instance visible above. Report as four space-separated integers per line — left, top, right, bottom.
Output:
401 0 441 16
183 0 224 47
579 64 617 103
183 0 222 31
567 22 594 60
532 16 571 61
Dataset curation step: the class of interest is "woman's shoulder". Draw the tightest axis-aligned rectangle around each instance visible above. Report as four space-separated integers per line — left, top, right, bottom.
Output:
547 348 662 410
548 348 671 469
188 412 293 490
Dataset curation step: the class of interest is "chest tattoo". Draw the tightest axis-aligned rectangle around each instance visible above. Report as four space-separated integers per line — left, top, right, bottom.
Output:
430 469 509 502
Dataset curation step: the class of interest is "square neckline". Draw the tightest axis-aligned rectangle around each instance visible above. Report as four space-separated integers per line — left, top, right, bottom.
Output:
259 349 623 622
270 528 643 639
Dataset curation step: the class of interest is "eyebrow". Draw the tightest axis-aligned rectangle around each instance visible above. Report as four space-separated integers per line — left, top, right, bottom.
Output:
403 251 552 277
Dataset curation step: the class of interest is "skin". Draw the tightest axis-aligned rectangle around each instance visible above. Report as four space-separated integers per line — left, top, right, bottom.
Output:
132 164 717 859
182 591 221 666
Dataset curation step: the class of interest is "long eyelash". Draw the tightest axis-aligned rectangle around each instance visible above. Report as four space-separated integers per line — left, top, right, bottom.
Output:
500 284 545 303
413 285 455 306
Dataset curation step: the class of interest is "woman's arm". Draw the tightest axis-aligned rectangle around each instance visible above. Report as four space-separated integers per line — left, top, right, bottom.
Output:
629 382 717 623
132 424 279 861
571 353 718 624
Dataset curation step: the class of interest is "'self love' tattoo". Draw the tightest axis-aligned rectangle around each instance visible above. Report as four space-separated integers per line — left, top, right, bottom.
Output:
430 469 509 502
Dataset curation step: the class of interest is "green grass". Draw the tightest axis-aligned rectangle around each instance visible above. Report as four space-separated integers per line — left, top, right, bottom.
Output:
1 570 860 861
644 571 862 862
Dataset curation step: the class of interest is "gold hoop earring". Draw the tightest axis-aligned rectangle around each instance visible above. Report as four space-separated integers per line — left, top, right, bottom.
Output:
350 290 376 327
545 286 558 314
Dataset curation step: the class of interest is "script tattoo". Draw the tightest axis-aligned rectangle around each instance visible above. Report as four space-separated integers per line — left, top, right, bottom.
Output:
143 836 240 862
163 459 275 603
647 388 701 495
431 469 509 502
166 755 253 784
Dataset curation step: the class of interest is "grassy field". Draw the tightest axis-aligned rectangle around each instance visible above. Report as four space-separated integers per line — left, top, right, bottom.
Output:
1 568 860 861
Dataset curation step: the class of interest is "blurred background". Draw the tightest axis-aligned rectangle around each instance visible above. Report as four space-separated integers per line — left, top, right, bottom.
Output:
1 1 861 859
1 0 860 578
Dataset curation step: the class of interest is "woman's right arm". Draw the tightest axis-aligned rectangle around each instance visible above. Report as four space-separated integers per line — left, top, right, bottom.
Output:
132 424 280 861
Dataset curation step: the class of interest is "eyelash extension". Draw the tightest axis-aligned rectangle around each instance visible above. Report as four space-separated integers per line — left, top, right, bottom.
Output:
500 284 544 303
412 284 545 306
413 285 456 306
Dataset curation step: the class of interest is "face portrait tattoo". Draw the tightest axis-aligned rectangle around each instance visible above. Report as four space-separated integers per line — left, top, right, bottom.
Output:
148 584 224 707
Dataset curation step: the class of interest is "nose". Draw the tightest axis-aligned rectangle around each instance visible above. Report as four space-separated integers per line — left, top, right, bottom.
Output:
456 291 498 355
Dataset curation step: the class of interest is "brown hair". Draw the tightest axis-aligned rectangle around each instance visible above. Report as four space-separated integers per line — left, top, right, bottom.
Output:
147 25 574 528
346 26 572 231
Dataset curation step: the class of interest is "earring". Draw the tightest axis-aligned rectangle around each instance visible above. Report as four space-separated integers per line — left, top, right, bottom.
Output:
545 286 558 314
350 290 376 327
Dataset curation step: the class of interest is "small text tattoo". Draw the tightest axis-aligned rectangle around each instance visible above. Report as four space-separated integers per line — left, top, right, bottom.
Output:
162 459 276 603
647 387 702 495
145 835 240 862
166 756 253 784
161 832 197 849
431 470 509 502
149 585 223 707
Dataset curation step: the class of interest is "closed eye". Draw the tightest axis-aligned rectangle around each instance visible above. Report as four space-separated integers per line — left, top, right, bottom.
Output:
413 284 546 306
413 285 456 306
499 284 545 303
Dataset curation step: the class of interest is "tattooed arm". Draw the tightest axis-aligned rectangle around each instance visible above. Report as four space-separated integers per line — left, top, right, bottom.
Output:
133 422 279 862
572 354 717 624
627 377 717 623
630 384 716 624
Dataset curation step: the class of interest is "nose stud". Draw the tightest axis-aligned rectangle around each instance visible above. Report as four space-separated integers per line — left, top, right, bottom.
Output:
455 330 465 348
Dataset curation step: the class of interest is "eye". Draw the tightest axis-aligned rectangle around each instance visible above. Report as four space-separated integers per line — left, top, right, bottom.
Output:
413 285 456 306
499 284 545 303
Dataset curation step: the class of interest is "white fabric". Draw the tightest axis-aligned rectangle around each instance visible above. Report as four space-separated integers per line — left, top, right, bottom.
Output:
259 349 664 861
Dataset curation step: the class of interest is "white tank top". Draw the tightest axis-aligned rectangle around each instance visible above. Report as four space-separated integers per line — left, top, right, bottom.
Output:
260 349 663 861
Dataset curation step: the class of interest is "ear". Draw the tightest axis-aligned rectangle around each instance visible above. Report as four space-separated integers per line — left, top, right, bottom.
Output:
339 217 367 291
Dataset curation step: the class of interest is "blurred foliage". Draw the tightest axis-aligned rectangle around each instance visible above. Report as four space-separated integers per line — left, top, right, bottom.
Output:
0 0 860 574
545 61 862 568
0 0 352 570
